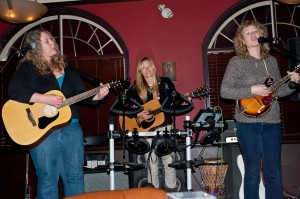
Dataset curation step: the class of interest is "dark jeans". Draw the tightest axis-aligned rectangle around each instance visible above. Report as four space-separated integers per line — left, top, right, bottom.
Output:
236 121 282 199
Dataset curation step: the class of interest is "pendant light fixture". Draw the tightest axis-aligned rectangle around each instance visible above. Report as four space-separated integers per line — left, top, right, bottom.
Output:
0 0 48 24
275 0 300 4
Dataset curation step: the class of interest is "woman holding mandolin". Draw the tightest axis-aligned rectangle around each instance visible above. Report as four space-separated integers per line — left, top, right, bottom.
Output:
220 20 300 199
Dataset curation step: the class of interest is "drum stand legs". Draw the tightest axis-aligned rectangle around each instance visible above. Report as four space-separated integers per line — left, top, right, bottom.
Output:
107 115 194 191
185 132 193 191
108 123 119 190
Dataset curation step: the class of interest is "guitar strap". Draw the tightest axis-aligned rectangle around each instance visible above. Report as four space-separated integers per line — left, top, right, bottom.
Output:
263 59 270 77
263 59 274 85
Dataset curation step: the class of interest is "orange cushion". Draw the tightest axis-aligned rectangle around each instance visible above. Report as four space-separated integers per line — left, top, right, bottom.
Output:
63 187 167 199
64 190 125 199
124 187 167 199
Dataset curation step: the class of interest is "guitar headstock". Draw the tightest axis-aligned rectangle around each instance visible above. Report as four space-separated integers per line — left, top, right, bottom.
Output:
294 64 300 73
107 78 131 93
189 85 211 99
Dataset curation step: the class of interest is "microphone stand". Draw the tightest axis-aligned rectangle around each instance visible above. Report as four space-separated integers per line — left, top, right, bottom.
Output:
108 123 116 190
270 43 300 89
120 94 128 159
183 116 193 191
270 44 300 64
170 92 179 151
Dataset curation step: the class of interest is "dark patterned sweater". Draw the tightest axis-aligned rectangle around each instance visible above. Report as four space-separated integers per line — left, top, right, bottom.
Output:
220 55 295 123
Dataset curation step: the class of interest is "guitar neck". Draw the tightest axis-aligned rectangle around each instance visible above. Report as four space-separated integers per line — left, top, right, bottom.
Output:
59 80 124 108
269 65 300 92
61 82 113 107
150 108 161 116
269 74 292 92
61 86 100 108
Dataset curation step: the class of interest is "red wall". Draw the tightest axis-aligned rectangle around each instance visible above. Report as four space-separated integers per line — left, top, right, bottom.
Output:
0 0 238 127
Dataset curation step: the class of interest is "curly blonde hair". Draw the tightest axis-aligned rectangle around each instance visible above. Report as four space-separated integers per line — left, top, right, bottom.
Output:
135 56 160 103
19 29 66 76
233 20 270 59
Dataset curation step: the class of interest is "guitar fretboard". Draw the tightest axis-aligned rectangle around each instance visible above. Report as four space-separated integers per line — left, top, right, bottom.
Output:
61 87 100 108
60 82 113 108
269 65 300 92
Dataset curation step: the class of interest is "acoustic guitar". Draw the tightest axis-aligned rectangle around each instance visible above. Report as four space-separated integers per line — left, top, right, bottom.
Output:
119 85 210 132
238 65 300 117
2 80 127 146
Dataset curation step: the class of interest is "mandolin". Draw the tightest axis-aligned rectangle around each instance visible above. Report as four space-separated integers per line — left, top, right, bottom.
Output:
238 65 300 117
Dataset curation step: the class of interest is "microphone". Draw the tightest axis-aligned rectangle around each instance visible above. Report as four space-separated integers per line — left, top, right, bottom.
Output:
258 37 280 45
17 43 36 55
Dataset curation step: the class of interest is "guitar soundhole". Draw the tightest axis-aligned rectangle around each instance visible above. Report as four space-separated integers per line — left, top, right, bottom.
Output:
144 116 154 122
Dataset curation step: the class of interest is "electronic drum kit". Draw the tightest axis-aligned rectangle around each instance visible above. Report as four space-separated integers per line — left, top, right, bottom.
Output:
101 86 224 191
110 91 194 158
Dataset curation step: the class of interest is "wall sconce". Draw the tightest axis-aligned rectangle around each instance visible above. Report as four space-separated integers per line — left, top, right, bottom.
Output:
158 4 173 19
162 61 177 81
0 0 48 24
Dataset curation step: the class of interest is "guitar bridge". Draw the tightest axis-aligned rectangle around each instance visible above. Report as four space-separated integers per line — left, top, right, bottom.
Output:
26 108 37 126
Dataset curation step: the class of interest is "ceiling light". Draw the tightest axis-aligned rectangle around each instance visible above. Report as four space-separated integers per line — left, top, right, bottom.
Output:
158 4 173 19
275 0 300 4
0 0 48 24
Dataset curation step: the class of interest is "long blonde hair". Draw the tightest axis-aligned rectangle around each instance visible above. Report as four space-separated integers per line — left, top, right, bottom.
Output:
19 29 66 76
233 20 270 59
135 56 160 103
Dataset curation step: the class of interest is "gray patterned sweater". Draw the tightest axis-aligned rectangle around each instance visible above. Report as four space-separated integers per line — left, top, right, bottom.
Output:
220 55 295 123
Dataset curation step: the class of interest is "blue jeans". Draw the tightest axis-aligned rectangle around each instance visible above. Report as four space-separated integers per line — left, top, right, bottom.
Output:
30 122 85 199
236 121 282 199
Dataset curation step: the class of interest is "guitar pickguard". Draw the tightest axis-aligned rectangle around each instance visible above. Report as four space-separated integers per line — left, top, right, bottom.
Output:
261 93 275 105
140 118 155 129
38 114 59 129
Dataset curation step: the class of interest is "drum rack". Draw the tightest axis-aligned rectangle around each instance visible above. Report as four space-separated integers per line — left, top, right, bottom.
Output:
107 115 194 191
